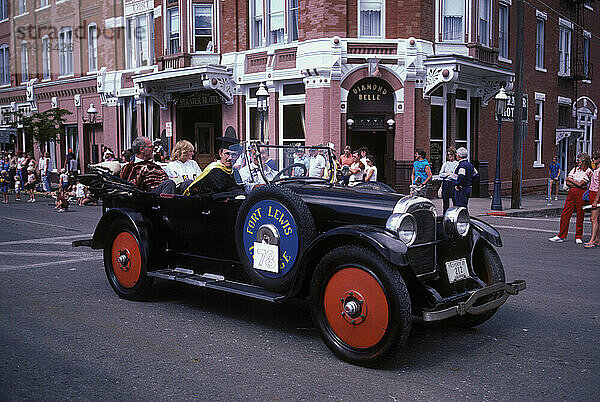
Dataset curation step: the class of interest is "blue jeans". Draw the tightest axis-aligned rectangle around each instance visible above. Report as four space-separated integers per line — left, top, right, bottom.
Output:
442 180 456 213
454 186 471 209
42 173 51 192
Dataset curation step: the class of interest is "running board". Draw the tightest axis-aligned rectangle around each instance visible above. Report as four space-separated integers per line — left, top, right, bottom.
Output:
147 268 287 303
72 239 93 247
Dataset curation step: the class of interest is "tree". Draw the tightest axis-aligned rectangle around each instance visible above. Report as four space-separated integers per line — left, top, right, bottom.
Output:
12 108 72 153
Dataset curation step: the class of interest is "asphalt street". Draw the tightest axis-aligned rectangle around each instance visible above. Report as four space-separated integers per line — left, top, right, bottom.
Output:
0 200 598 401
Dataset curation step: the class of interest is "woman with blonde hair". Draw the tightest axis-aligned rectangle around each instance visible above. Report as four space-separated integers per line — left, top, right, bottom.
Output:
164 140 202 184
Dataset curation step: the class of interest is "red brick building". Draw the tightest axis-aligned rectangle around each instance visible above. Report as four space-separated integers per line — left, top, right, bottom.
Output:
0 0 125 171
1 0 599 192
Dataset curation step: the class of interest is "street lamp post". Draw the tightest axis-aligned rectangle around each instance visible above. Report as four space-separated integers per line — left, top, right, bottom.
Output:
256 83 268 143
87 103 98 163
491 87 508 211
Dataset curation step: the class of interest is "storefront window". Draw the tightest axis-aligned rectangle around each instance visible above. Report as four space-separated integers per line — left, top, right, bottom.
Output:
282 104 305 144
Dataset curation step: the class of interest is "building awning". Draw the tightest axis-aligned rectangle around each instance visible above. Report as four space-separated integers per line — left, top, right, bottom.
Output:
423 55 514 105
555 128 585 145
133 65 234 108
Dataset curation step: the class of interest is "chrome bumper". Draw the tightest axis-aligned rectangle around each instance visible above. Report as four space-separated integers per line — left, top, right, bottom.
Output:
422 280 526 322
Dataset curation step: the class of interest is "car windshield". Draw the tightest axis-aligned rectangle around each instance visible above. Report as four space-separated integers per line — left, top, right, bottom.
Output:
230 142 335 190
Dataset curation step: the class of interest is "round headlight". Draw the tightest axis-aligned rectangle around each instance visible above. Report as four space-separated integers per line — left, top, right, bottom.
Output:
443 207 470 237
386 213 417 246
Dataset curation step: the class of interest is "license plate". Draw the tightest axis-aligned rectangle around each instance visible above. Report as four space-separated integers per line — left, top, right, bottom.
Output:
445 258 469 283
253 242 279 273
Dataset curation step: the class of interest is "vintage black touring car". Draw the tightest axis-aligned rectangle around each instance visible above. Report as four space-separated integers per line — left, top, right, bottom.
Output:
75 142 525 366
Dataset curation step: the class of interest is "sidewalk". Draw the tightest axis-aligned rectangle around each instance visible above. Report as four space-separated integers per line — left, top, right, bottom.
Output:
430 193 565 217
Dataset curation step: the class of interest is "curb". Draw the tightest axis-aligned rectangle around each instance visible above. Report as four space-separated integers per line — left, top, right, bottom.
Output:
482 207 563 218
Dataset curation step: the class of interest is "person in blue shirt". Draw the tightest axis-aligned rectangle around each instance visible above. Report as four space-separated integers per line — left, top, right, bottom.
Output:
410 148 432 196
548 156 562 201
453 147 477 209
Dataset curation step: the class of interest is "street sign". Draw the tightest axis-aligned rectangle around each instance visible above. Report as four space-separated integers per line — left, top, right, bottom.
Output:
165 122 172 138
497 93 528 123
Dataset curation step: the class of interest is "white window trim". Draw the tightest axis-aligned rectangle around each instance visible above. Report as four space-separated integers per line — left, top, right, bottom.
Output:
288 0 299 42
440 0 465 43
430 87 447 164
558 24 571 77
536 10 546 20
0 0 7 21
559 18 573 30
20 41 28 84
454 89 471 154
498 3 509 60
278 87 306 146
35 5 51 12
358 0 386 39
478 0 491 47
42 35 51 80
0 44 9 86
88 23 98 72
266 0 285 45
190 3 216 54
165 7 180 55
244 88 270 142
126 13 154 68
535 17 545 70
58 27 74 77
558 96 571 105
249 0 264 48
533 99 544 167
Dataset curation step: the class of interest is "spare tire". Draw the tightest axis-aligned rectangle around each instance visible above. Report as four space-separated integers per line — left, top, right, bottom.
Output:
235 184 316 292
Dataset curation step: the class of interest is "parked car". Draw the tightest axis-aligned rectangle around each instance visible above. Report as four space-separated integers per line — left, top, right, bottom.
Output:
75 142 525 366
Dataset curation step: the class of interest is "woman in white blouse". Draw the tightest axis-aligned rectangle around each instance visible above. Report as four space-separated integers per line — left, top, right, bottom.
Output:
438 147 459 213
164 140 202 185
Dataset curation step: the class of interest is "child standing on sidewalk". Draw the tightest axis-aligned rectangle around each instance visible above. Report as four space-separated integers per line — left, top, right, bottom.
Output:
24 167 37 202
14 175 21 201
0 170 9 203
59 168 70 191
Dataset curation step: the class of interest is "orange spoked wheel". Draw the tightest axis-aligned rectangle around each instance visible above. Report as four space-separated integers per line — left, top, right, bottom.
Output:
310 245 411 366
103 219 153 300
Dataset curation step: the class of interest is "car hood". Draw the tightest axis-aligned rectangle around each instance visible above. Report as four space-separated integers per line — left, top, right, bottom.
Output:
285 182 405 232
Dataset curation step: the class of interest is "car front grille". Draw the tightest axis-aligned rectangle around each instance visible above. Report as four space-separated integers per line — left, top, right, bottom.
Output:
407 208 436 276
